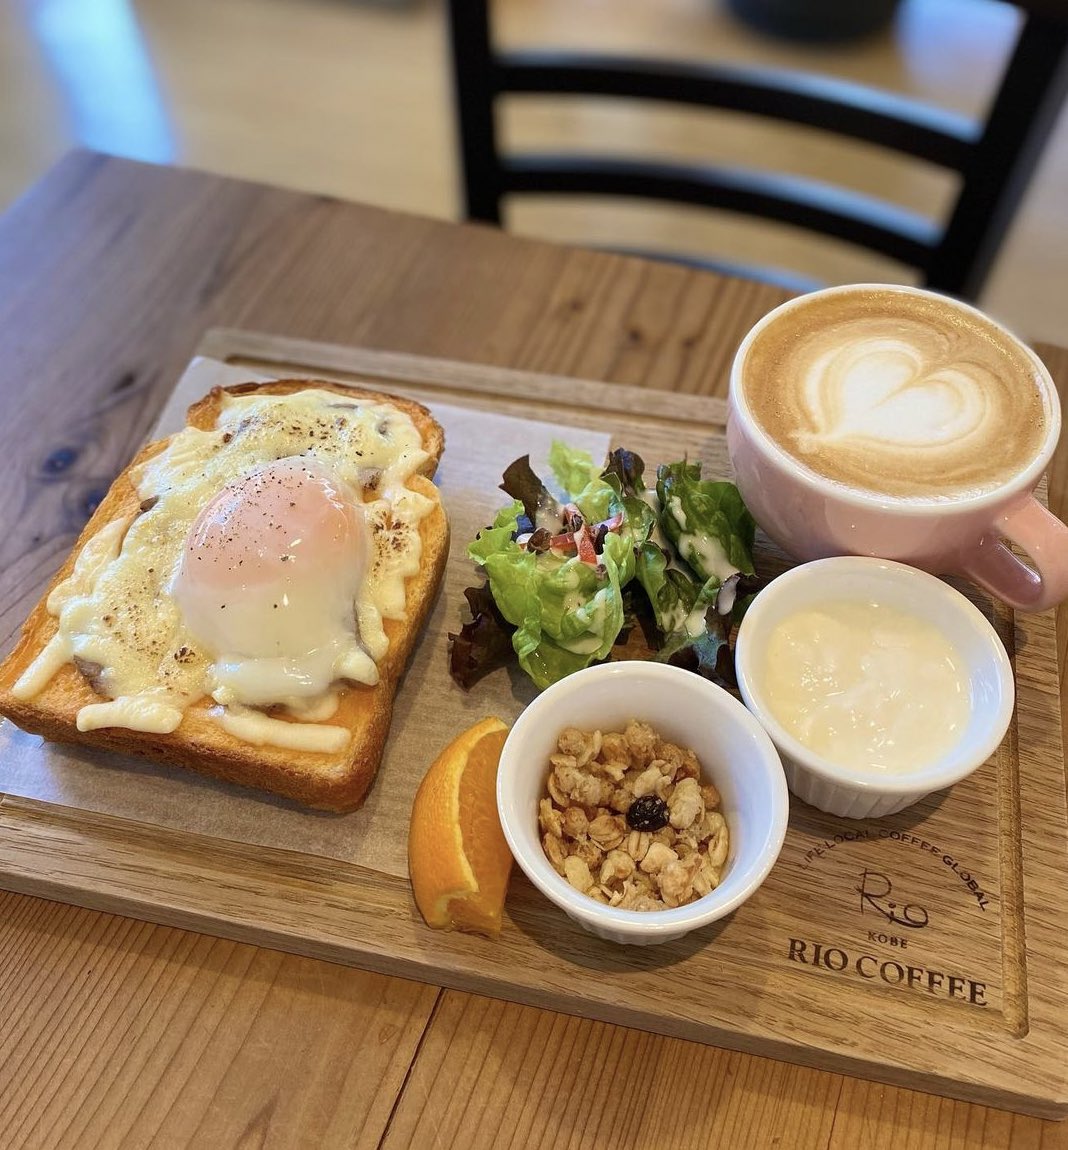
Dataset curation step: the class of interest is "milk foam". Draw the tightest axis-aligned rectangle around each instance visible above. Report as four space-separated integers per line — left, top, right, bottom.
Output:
797 337 994 450
742 290 1049 501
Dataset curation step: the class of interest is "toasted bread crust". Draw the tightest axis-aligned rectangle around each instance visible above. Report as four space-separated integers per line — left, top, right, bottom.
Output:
0 379 449 812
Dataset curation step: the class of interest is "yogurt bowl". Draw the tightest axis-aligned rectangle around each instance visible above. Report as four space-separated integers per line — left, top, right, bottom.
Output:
496 661 789 945
734 557 1015 819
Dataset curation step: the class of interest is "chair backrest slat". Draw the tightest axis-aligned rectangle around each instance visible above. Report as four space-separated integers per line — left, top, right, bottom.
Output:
447 0 1068 298
502 155 939 265
498 54 979 169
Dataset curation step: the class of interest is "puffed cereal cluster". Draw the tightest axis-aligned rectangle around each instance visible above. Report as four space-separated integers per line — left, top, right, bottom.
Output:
539 721 729 911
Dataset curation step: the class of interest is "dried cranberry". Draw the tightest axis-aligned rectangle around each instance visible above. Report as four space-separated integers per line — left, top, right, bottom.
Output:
626 795 669 832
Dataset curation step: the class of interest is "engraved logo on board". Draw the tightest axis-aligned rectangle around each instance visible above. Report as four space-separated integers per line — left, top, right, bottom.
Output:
856 869 929 930
782 839 990 1008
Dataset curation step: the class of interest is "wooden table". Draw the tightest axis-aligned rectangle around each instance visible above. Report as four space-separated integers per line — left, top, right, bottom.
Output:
1 151 1066 1150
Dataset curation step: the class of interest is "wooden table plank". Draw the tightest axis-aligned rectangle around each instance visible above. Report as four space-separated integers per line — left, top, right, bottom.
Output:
826 1078 1060 1150
1 151 1067 1147
379 993 1066 1145
0 891 439 1150
381 991 1068 1150
379 992 843 1150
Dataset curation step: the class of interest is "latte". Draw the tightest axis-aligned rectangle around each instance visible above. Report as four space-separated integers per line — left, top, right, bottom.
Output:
738 287 1051 502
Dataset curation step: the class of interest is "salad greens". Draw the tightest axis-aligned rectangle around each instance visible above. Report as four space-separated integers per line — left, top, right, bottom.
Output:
448 444 765 691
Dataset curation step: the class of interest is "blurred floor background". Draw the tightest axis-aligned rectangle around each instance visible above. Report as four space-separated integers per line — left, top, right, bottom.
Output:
0 0 1064 343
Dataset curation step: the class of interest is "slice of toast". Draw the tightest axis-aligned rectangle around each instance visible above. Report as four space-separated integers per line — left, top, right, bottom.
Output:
0 379 449 812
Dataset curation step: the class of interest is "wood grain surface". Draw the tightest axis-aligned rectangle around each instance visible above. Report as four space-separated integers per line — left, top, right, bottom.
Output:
0 891 438 1149
1 152 1067 1148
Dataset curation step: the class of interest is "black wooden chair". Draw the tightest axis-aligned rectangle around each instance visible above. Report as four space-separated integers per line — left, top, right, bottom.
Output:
445 0 1068 300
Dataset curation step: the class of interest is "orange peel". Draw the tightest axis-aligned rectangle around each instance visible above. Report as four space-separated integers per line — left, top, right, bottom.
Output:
408 717 513 936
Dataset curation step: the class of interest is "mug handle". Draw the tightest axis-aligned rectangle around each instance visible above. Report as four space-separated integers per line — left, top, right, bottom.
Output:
958 495 1068 612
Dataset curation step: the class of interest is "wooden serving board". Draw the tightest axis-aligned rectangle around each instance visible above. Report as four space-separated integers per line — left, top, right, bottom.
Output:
1 330 1066 1119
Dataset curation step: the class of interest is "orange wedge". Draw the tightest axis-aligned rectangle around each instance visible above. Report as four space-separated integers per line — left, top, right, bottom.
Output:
408 717 513 937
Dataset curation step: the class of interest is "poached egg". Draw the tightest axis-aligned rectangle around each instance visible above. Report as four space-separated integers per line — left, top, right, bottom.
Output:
172 457 375 708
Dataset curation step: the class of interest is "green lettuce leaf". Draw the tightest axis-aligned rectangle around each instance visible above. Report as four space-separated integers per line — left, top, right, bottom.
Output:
658 572 770 685
571 475 618 526
634 541 718 638
545 440 622 528
467 503 630 690
656 461 756 582
548 441 600 497
468 499 526 564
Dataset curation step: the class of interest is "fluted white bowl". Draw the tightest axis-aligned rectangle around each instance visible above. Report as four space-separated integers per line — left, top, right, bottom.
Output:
734 557 1015 819
496 661 789 946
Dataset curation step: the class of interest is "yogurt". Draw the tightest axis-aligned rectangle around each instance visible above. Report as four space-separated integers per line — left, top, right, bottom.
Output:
758 599 970 773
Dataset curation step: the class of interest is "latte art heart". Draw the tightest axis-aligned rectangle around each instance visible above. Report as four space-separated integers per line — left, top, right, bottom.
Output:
740 289 1050 502
797 339 995 452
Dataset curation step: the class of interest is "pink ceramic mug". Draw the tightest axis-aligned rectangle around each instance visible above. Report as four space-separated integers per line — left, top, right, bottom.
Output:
726 285 1068 612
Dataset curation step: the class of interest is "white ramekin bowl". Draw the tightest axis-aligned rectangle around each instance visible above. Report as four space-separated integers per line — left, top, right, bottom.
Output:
734 557 1015 819
496 661 789 946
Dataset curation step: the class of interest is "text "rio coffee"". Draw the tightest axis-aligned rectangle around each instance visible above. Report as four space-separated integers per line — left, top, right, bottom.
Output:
787 938 987 1006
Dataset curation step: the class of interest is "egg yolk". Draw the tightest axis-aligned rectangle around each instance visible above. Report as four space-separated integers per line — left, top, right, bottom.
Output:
172 457 368 662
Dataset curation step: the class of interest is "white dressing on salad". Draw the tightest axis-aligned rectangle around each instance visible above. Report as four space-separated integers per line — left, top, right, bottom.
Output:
667 496 688 529
659 603 686 634
658 601 708 637
534 506 560 532
661 489 740 584
677 531 738 582
640 489 693 577
559 634 604 655
684 603 708 637
639 489 672 553
559 592 611 654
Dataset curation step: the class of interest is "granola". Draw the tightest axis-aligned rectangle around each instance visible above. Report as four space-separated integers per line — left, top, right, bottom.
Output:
539 720 729 911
